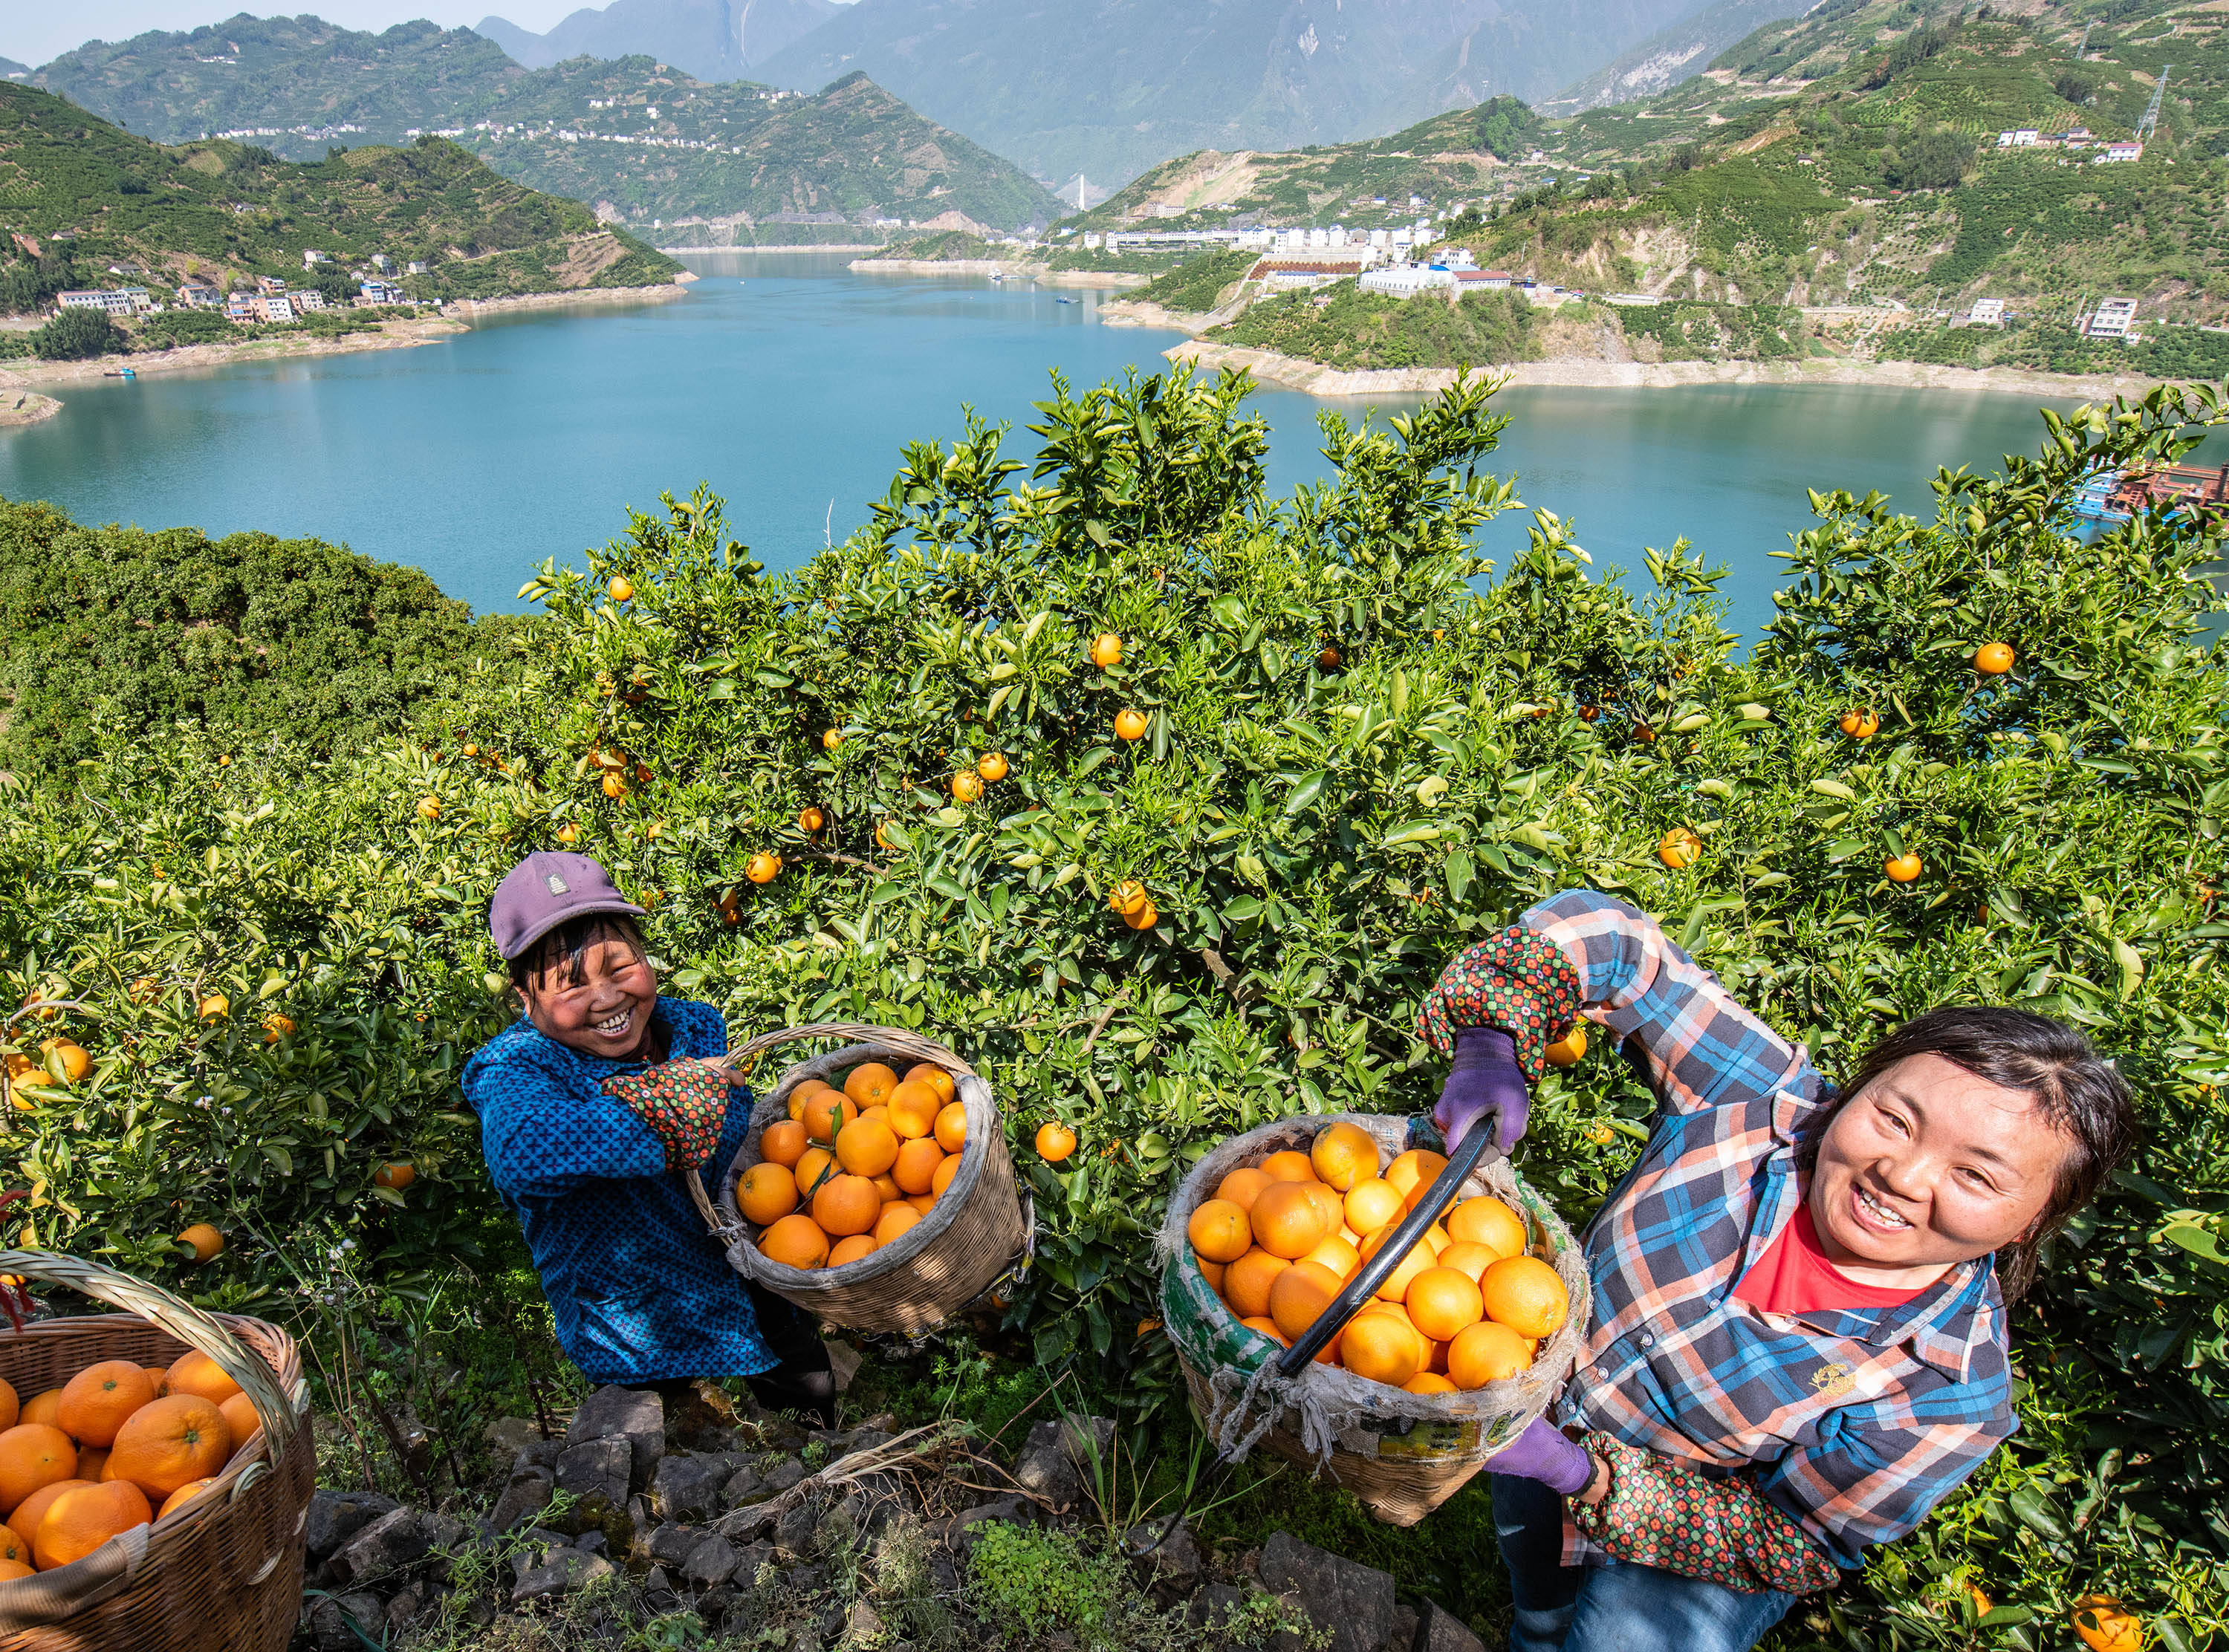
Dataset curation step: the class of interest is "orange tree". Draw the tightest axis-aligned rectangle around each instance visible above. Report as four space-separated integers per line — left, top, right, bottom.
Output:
0 367 2225 1640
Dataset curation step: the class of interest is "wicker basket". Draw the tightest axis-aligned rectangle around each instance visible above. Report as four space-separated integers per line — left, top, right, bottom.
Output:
0 1250 312 1648
1158 1113 1589 1526
688 1021 1030 1336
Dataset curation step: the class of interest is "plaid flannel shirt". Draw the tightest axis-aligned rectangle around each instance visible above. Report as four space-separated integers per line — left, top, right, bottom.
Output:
1515 890 2015 1573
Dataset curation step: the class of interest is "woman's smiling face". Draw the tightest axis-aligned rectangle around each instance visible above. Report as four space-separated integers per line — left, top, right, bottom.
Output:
521 934 658 1059
1808 1051 2071 1288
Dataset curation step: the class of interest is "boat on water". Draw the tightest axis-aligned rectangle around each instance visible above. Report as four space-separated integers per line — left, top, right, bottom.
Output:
1056 297 1078 305
103 365 137 380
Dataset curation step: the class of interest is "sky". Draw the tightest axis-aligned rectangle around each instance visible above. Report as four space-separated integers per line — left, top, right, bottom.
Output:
3 0 852 71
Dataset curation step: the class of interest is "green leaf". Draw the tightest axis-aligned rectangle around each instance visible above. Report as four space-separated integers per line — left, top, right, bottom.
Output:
1444 850 1475 905
2006 1484 2066 1541
1283 770 1326 814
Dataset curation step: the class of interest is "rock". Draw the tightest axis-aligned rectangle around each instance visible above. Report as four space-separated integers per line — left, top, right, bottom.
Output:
510 1548 615 1602
930 1554 961 1594
941 1496 1034 1558
823 1340 862 1393
647 1523 706 1567
385 1586 425 1636
1412 1601 1486 1652
1011 1415 1113 1512
730 1541 775 1590
845 1598 885 1642
1386 1603 1419 1652
645 1564 677 1612
1259 1531 1397 1652
574 1529 609 1559
482 1416 545 1460
305 1489 400 1560
681 1534 745 1589
1126 1518 1204 1593
565 1384 666 1488
554 1437 633 1509
309 1590 387 1652
759 1454 808 1493
652 1454 729 1523
723 1463 767 1508
773 1497 820 1558
328 1506 432 1585
1190 1581 1247 1628
489 1464 554 1534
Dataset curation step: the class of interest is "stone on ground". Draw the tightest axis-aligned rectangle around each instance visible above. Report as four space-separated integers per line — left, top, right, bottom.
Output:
1258 1529 1398 1652
1414 1599 1487 1652
1010 1414 1114 1512
565 1383 666 1487
554 1436 632 1508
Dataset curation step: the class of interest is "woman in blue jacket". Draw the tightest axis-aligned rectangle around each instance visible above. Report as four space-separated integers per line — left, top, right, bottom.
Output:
461 851 832 1422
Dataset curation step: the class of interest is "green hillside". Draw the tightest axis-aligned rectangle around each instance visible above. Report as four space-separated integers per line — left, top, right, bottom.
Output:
0 82 681 310
36 16 1064 232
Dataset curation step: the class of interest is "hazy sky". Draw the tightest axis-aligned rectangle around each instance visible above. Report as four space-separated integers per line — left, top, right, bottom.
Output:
4 0 852 70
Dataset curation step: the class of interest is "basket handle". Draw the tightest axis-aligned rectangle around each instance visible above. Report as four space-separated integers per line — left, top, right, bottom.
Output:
0 1251 299 1466
684 1021 978 1237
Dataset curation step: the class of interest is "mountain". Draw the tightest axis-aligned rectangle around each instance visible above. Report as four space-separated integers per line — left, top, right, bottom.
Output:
0 80 680 302
1542 0 1820 114
0 60 27 82
474 0 840 77
31 15 1061 232
752 0 1728 189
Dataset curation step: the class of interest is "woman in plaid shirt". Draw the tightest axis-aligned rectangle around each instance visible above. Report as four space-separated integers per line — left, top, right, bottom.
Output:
1420 891 2135 1652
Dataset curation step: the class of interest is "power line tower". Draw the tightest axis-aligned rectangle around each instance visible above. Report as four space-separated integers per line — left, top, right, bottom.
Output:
2076 19 2092 58
2138 66 2169 140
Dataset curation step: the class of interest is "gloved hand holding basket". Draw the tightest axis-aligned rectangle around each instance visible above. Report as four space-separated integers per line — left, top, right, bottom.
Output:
1157 1112 1589 1526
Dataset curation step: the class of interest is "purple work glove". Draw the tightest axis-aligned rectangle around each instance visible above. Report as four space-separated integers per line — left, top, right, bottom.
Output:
1485 1417 1595 1496
1433 1026 1531 1157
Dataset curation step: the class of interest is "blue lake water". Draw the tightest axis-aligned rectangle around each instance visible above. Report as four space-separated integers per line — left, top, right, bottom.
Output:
0 251 2180 636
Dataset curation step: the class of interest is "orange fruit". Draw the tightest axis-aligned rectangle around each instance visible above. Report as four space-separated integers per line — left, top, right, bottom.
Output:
1035 1122 1077 1162
886 1082 940 1139
0 1522 25 1565
906 1192 937 1214
873 1203 922 1246
759 1120 808 1168
949 768 979 801
1543 1027 1587 1067
1406 1266 1486 1342
1309 1123 1379 1191
869 1173 903 1203
933 1102 967 1152
1885 852 1923 883
2072 1597 2141 1652
165 1355 241 1408
843 1063 899 1108
218 1393 260 1448
1187 1199 1253 1264
0 1559 28 1581
140 1368 168 1399
1437 1240 1499 1284
802 1091 857 1145
759 1214 830 1268
157 1478 215 1519
811 1174 881 1238
893 1136 946 1195
1973 641 2016 675
1481 1256 1569 1339
1384 1149 1446 1198
1449 1321 1535 1388
903 1064 956 1105
1222 1249 1291 1319
1403 1373 1459 1395
1301 1235 1361 1281
834 1116 900 1177
828 1234 879 1267
34 1479 152 1570
858 1104 890 1127
1268 1261 1345 1343
1340 1312 1421 1386
75 1448 108 1483
738 1162 799 1226
1250 1182 1334 1260
1658 827 1702 869
1345 1178 1404 1234
976 752 1008 782
58 1362 157 1448
1447 1197 1528 1260
1114 709 1148 741
0 1381 16 1434
1195 1255 1227 1292
1215 1167 1272 1212
931 1154 961 1197
786 1078 830 1120
1239 1316 1288 1346
1299 1182 1345 1232
792 1145 837 1202
8 1478 91 1546
1357 1225 1436 1302
1088 631 1122 668
18 1393 61 1431
1109 880 1150 916
108 1397 230 1500
1259 1150 1317 1183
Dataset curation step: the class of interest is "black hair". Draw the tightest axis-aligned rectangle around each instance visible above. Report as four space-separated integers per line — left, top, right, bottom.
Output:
507 912 649 996
1803 1006 2138 1301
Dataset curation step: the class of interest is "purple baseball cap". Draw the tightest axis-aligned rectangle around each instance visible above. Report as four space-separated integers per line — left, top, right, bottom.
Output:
490 851 646 960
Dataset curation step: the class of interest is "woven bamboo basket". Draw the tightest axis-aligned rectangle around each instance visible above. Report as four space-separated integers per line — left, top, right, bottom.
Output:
0 1250 312 1649
1158 1113 1589 1526
689 1021 1029 1336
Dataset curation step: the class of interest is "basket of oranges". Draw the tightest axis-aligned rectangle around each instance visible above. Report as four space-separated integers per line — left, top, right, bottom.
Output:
687 1022 1030 1336
1158 1113 1589 1526
0 1249 311 1650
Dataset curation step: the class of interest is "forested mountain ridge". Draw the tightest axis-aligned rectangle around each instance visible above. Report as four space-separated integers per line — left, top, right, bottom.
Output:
31 13 1062 233
474 0 839 78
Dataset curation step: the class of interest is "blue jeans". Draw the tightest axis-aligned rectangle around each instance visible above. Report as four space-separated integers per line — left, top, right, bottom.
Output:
1492 1474 1795 1652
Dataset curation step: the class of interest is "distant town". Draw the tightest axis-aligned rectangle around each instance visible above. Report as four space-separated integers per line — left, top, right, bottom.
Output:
56 248 429 325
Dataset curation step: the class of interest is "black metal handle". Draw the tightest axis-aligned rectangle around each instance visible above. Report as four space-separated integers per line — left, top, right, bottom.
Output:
1274 1124 1499 1376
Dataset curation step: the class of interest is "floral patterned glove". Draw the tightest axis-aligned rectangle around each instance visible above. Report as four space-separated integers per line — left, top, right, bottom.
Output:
603 1060 730 1171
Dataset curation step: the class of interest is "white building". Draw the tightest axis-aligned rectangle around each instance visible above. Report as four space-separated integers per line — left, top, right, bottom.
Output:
292 289 326 313
56 288 150 316
1996 129 2040 148
176 283 222 309
2085 297 2140 339
302 249 330 268
1968 297 2005 327
2100 141 2144 163
1360 264 1454 298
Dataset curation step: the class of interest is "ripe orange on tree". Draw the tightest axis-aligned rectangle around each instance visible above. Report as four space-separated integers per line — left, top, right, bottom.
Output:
798 806 825 833
176 1224 224 1264
1317 645 1341 671
1543 1027 1587 1067
1108 880 1149 916
1088 632 1122 668
556 822 581 845
56 1362 155 1448
1114 709 1148 741
1658 827 1702 869
601 771 629 800
1973 641 2016 675
374 1161 415 1190
951 771 983 802
196 995 228 1023
746 852 782 884
607 576 635 602
976 752 1008 782
259 1014 293 1044
1839 707 1881 739
1121 900 1158 931
2071 1597 2141 1652
1036 1120 1078 1162
1884 852 1923 883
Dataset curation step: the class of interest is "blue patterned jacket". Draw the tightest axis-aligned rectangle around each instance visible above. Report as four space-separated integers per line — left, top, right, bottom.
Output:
461 998 776 1383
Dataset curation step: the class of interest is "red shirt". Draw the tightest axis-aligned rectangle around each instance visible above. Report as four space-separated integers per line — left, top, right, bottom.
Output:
1733 1203 1930 1314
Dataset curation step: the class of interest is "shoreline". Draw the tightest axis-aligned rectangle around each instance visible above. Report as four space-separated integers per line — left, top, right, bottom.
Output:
663 244 886 254
0 391 60 428
436 279 694 319
845 257 1146 289
1164 339 2209 401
